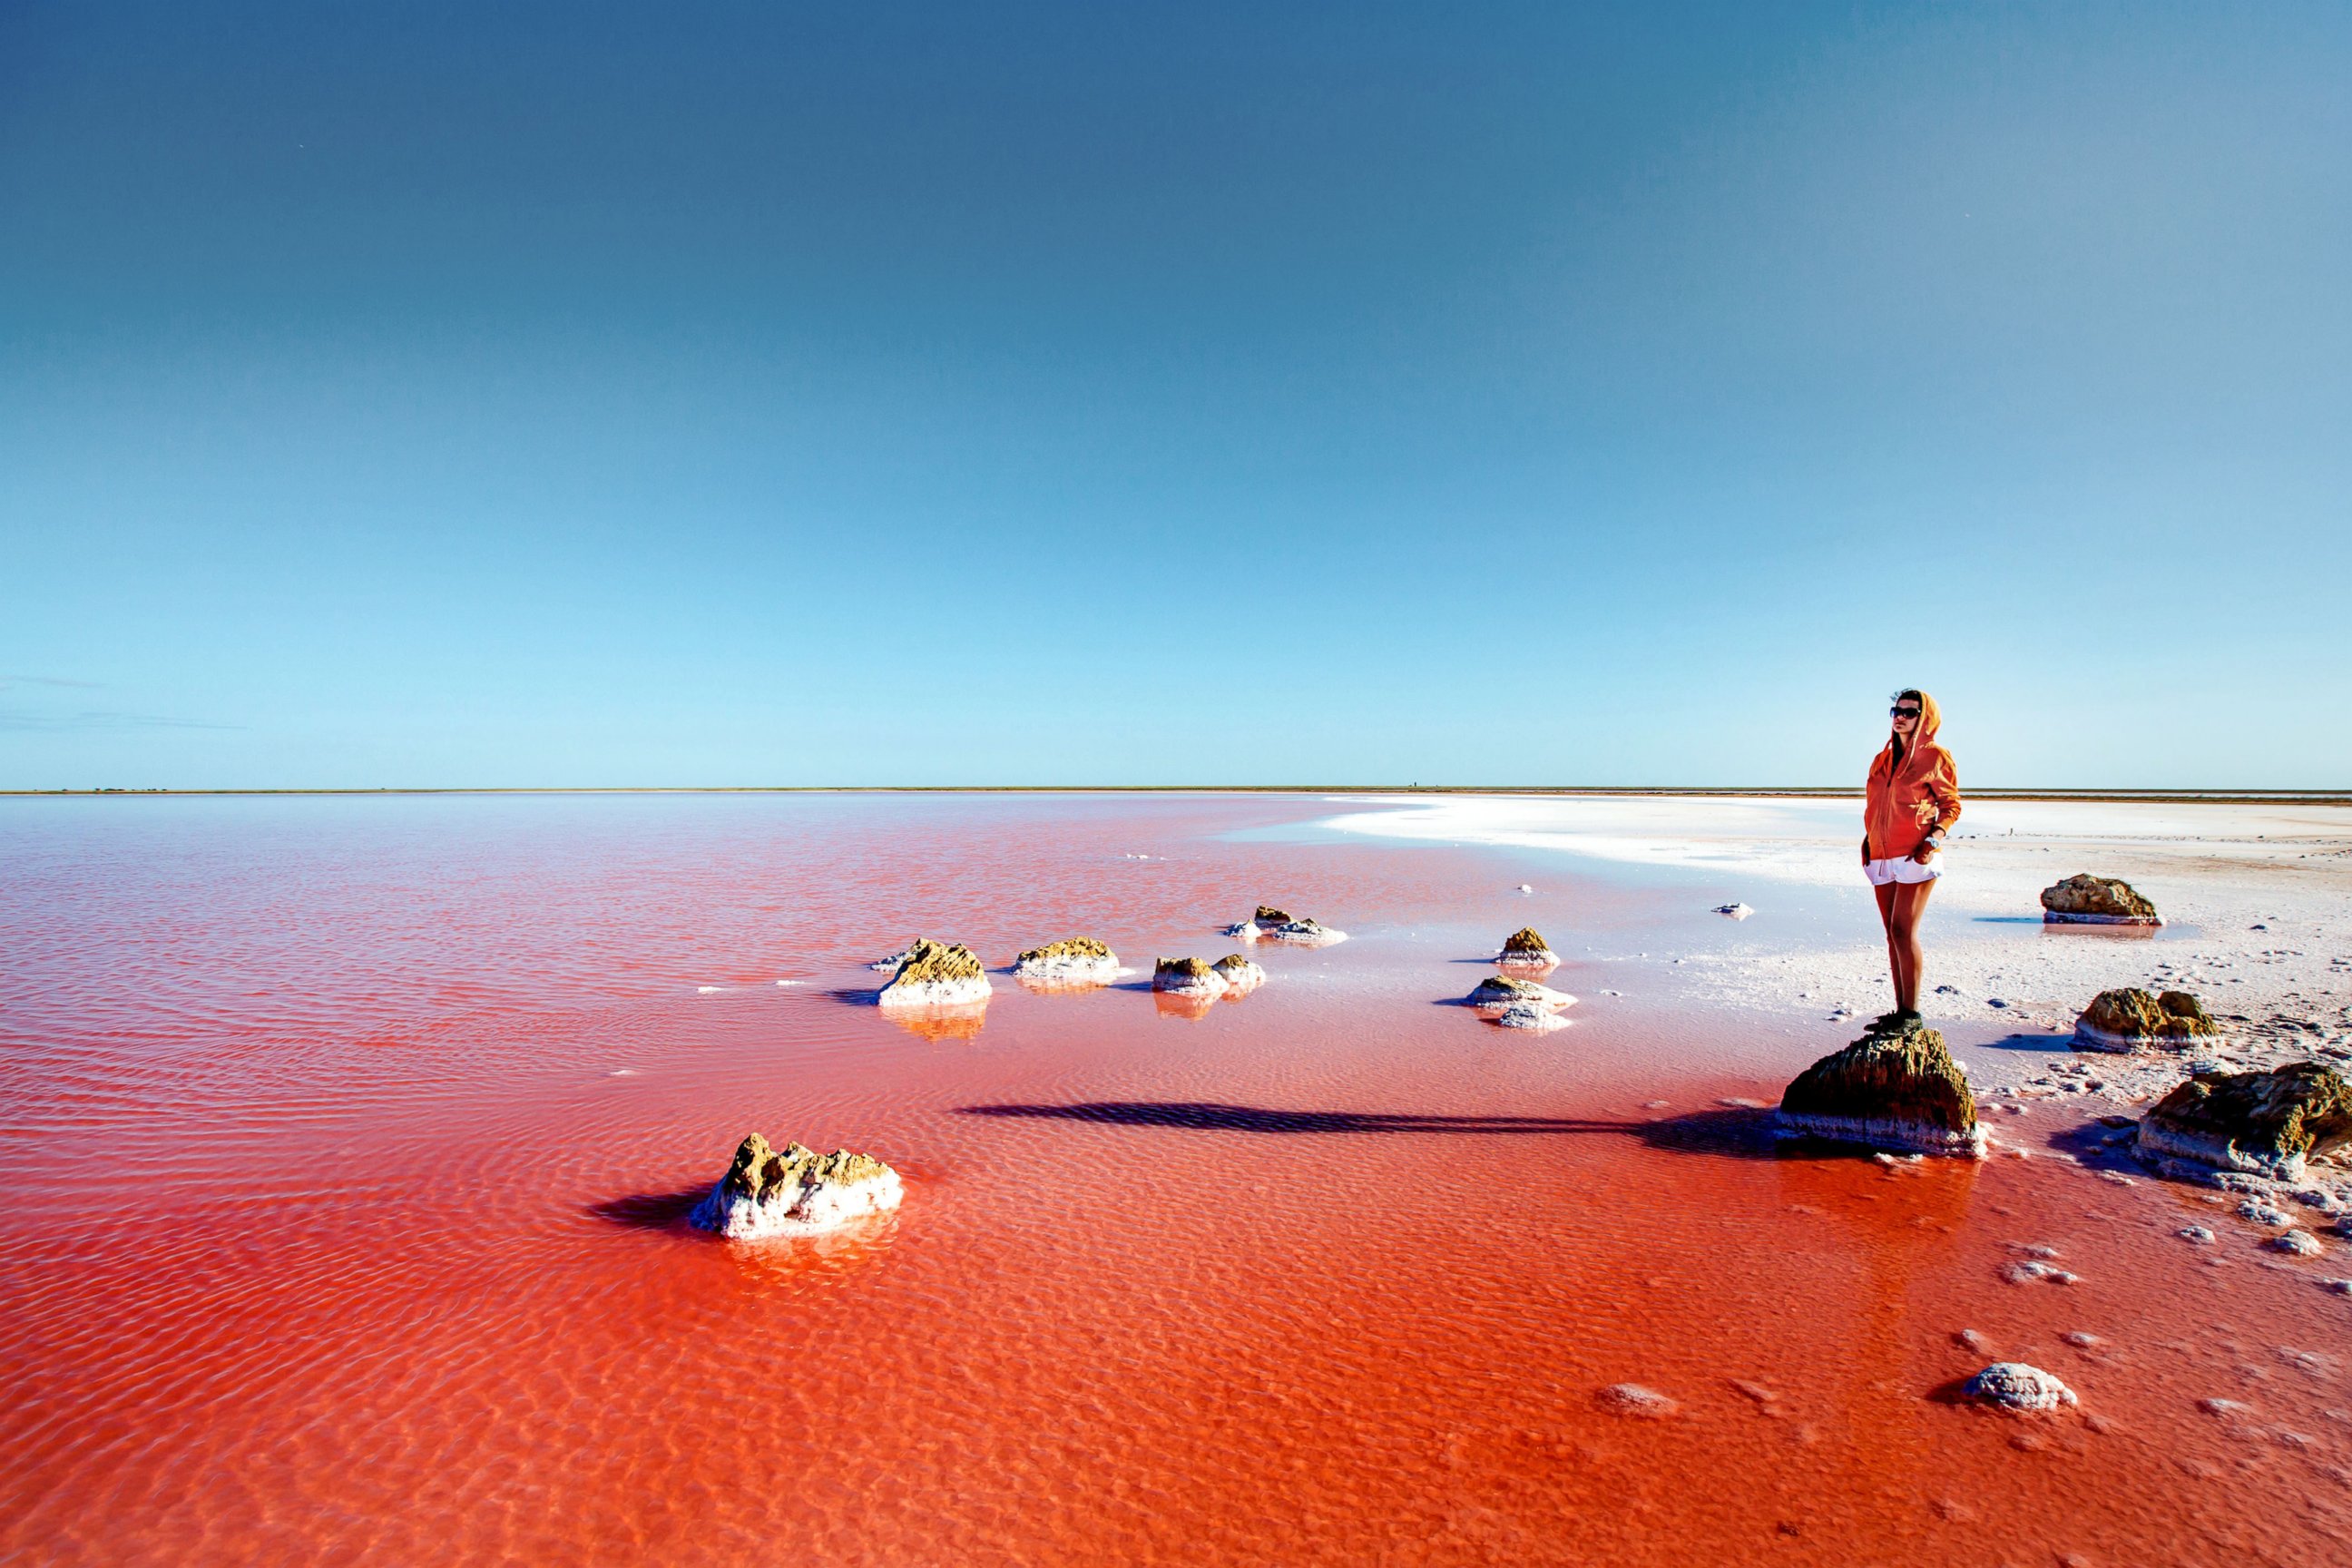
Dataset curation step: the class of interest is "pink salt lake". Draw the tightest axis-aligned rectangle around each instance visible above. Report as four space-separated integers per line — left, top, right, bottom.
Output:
3 792 2346 1564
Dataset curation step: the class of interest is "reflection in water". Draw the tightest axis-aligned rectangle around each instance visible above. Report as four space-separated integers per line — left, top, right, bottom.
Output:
884 1002 989 1042
1152 991 1218 1022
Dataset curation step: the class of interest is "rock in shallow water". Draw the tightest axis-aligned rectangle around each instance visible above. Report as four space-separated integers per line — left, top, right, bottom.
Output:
1595 1383 1679 1418
1964 1363 2079 1413
1224 906 1346 944
689 1132 904 1239
2135 1062 2352 1182
1466 975 1577 1013
2041 873 2161 926
1152 956 1227 995
1012 936 1118 985
1210 954 1264 992
1497 926 1558 965
1776 1017 1986 1158
1494 999 1568 1032
2074 987 2221 1053
877 938 992 1007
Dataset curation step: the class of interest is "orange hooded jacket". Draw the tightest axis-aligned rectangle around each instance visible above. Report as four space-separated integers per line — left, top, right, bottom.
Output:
1864 691 1961 861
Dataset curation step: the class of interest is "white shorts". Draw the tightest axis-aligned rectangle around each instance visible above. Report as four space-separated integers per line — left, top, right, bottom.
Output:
1864 854 1943 887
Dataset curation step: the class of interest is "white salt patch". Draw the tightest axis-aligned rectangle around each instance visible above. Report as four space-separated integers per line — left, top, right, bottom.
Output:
697 985 725 995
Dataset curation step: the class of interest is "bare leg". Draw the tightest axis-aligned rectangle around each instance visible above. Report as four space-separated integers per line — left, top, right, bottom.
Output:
1887 878 1935 1011
1873 882 1901 1010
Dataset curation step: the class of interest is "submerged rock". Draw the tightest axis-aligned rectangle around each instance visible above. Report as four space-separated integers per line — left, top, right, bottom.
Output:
1715 902 1754 920
1498 926 1559 965
1210 954 1265 992
1964 1363 2079 1413
2074 987 2222 1053
1466 975 1576 1013
2041 874 2161 926
1012 936 1119 985
877 938 991 1008
1595 1383 1680 1418
1494 999 1568 1032
2136 1062 2352 1182
688 1132 903 1239
1776 1017 1986 1158
1152 956 1228 996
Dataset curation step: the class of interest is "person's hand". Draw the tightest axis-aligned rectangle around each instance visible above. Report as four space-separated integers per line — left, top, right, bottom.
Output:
1860 837 1870 867
1911 837 1941 865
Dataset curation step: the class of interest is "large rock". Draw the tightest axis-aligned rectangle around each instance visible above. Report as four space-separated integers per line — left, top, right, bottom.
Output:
1776 1018 1986 1158
2073 987 2221 1052
1012 936 1119 985
1963 1363 2078 1413
1153 956 1228 996
2041 874 2161 926
688 1132 904 1239
2135 1062 2352 1181
877 937 991 1008
1498 926 1559 965
1210 954 1265 992
1466 975 1576 1013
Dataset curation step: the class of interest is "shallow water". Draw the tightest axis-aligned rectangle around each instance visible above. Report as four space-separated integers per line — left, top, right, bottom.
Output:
4 793 2347 1564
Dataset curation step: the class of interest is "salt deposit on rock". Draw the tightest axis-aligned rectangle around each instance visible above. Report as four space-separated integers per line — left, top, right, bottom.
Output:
1715 902 1753 919
1494 999 1568 1032
1012 936 1120 985
2239 1198 2296 1227
2073 987 2223 1053
1595 1383 1679 1418
1465 975 1577 1013
1210 954 1265 992
868 947 913 972
1226 906 1348 945
688 1132 903 1239
2041 873 2162 926
877 938 992 1008
1775 1016 1987 1158
2002 1260 2079 1286
1964 1363 2079 1413
1152 956 1229 996
2272 1230 2323 1256
2136 1062 2352 1181
2179 1226 2218 1244
1497 926 1560 966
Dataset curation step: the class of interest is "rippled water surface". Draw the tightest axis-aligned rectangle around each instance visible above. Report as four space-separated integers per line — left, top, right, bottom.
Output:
4 793 2347 1564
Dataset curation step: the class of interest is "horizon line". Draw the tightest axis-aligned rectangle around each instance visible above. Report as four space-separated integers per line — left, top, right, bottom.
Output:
5 786 2348 806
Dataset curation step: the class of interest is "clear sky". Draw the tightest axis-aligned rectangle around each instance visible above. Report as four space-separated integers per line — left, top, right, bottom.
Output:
3 1 2347 789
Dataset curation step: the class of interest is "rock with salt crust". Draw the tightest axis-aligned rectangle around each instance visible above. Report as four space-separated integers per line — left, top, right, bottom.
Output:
1775 1016 1985 1158
689 1132 903 1239
1494 999 1568 1032
1012 936 1119 985
2041 873 2161 926
1466 975 1577 1013
1498 926 1559 965
1152 956 1229 996
1210 954 1265 992
2074 987 2221 1053
1964 1363 2079 1413
2136 1062 2352 1182
877 938 991 1007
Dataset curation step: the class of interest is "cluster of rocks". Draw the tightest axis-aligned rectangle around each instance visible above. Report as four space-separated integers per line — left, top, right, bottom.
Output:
1775 1015 1986 1158
688 1132 904 1239
1468 945 1577 1032
1152 954 1264 999
1227 906 1348 946
2041 873 2162 926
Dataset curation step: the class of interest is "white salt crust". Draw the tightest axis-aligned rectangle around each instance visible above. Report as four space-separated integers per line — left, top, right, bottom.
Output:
1467 979 1578 1013
1154 970 1229 997
1774 1111 1989 1160
1228 918 1348 946
689 1168 904 1239
1965 1363 2079 1412
1494 1000 1569 1032
2134 1122 2312 1183
2043 911 2162 926
2073 1021 2227 1054
1210 958 1266 992
877 975 993 1009
1496 947 1561 967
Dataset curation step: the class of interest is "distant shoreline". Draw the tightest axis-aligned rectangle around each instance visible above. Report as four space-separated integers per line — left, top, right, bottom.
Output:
6 786 2347 806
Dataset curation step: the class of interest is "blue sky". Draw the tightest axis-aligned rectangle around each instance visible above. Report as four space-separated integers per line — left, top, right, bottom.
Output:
4 1 2347 789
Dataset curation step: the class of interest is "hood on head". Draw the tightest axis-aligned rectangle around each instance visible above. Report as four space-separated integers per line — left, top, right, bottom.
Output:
1907 690 1941 750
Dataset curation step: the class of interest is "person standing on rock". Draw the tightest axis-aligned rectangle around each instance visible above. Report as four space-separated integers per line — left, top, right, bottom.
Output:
1863 688 1960 1024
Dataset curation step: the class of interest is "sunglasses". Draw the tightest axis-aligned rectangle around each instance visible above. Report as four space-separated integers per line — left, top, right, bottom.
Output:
1889 706 1922 719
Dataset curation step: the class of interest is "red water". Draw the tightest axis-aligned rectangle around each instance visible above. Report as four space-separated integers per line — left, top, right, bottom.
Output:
4 793 2348 1565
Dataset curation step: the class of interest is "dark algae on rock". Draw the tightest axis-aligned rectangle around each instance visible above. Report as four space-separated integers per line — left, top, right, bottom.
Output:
2137 1062 2352 1181
1776 1016 1985 1158
1500 927 1554 958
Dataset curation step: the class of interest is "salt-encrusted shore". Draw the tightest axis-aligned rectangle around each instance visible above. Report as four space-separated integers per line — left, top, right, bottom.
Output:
1324 795 2352 1112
